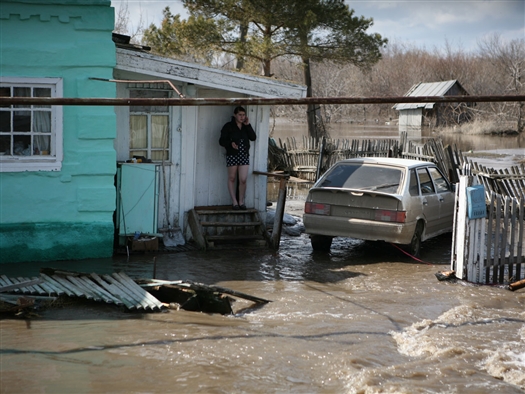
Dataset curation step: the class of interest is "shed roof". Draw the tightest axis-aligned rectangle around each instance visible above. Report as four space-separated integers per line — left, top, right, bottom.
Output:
393 80 467 111
115 47 306 99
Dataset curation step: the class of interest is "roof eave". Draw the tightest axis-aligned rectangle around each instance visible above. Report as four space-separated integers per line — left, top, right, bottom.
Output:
115 48 307 99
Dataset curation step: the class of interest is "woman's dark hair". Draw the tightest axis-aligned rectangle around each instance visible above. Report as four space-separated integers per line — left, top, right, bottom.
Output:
234 106 246 114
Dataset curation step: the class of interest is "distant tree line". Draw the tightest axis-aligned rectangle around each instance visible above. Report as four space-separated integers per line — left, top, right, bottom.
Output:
272 36 524 135
114 2 524 134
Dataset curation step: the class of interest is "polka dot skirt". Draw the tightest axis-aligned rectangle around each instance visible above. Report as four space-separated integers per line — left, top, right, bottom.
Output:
226 139 250 167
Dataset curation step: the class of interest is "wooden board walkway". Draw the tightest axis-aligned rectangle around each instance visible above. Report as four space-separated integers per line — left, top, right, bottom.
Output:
0 270 165 312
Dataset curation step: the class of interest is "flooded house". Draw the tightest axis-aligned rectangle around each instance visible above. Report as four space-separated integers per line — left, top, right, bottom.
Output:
393 80 472 137
0 0 306 264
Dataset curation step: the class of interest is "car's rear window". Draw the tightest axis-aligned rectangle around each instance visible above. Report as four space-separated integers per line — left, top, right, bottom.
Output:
319 163 402 193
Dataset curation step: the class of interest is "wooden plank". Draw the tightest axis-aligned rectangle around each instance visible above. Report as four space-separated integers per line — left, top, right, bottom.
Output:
0 278 44 293
113 274 158 310
512 167 525 190
486 192 495 283
9 278 30 294
142 279 271 304
92 273 133 307
450 178 460 273
516 193 525 279
89 273 127 307
499 196 510 282
14 277 40 294
467 218 483 283
13 277 39 294
37 279 63 296
200 221 261 227
479 213 487 283
206 234 265 241
1 277 23 294
113 272 164 311
188 209 208 250
40 273 75 296
30 281 50 295
76 276 121 305
114 272 164 307
0 277 9 287
65 276 100 301
102 274 146 310
504 168 518 197
509 278 525 291
495 195 503 283
454 175 469 279
51 275 85 298
508 197 517 281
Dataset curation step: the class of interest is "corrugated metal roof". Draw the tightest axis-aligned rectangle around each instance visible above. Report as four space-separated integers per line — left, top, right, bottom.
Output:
393 80 458 111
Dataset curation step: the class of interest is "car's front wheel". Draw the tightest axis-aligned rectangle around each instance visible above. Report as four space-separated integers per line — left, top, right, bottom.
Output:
404 221 424 258
310 235 333 251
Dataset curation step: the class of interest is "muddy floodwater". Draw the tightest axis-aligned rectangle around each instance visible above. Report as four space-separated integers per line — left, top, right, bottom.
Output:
1 232 525 393
1 126 524 393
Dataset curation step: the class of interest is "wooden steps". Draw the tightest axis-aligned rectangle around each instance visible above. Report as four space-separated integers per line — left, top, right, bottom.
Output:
188 205 270 250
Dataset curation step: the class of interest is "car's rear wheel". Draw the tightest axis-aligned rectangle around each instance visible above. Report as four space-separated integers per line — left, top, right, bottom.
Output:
310 235 333 251
405 221 423 258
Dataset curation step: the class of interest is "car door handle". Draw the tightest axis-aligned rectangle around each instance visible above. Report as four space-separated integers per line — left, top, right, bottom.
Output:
438 197 444 202
423 200 428 205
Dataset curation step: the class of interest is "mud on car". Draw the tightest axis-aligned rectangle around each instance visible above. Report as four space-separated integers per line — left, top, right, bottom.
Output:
303 158 455 257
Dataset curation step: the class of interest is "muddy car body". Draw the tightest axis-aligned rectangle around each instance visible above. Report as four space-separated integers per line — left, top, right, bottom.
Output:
303 158 455 256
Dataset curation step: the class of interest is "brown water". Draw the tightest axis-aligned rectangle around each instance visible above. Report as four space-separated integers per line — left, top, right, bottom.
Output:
1 240 524 393
1 125 524 393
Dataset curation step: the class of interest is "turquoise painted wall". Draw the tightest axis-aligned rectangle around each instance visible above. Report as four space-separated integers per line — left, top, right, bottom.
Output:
0 0 117 263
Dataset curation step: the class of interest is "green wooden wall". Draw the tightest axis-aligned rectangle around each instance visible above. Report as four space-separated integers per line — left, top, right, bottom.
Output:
0 0 117 263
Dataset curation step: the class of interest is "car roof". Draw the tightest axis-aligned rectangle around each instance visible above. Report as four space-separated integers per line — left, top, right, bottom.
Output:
335 157 435 169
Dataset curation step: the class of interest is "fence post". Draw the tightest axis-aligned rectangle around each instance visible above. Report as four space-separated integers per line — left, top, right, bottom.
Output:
316 136 325 181
453 175 469 279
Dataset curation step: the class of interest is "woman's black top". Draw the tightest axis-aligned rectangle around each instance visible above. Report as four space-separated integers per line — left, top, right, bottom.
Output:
219 117 256 156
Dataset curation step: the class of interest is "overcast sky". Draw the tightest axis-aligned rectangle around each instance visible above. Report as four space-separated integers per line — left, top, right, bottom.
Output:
112 0 525 52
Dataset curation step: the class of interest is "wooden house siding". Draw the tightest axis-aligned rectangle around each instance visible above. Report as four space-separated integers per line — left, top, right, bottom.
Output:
113 48 306 242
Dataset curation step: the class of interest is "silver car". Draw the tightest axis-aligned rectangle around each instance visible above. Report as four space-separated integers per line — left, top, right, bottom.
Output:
303 158 455 256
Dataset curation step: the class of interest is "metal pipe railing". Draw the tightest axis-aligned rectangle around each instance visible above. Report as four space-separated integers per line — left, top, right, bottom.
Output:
1 95 524 107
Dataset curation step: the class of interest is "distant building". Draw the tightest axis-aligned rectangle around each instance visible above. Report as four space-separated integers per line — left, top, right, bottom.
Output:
393 80 472 137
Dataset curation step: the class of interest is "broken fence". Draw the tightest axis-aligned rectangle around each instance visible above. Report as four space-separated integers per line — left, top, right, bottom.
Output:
269 133 455 183
452 174 525 285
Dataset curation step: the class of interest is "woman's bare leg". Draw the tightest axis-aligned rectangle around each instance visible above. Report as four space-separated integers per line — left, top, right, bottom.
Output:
227 165 239 205
237 165 249 206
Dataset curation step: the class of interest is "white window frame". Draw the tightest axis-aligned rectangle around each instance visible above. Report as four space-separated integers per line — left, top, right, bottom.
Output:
129 88 171 163
0 77 63 172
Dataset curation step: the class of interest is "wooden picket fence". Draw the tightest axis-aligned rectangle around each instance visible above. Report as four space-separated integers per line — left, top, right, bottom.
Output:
463 161 525 198
452 174 525 285
271 136 399 181
269 133 453 182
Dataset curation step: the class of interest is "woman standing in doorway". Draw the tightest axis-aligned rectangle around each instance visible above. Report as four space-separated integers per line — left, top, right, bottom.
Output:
219 106 256 210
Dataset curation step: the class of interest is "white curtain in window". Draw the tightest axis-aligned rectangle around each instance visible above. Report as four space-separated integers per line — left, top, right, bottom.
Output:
151 115 168 161
130 115 147 149
34 111 51 155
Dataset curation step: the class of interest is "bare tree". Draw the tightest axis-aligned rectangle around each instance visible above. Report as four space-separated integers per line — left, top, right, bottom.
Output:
113 0 146 44
478 33 525 133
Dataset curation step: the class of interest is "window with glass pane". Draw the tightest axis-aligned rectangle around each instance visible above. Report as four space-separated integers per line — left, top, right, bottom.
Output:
129 89 169 161
428 167 450 193
0 84 53 157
